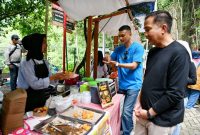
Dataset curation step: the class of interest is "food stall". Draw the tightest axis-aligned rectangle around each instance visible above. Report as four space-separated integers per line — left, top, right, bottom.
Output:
1 77 124 135
0 0 156 134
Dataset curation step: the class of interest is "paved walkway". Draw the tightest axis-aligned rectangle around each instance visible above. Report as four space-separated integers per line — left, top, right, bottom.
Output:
181 105 200 135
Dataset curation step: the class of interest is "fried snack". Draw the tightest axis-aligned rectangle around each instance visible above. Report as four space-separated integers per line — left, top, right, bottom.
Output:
109 71 118 79
104 91 108 96
33 106 48 117
106 96 111 102
73 112 80 118
81 124 91 131
82 110 94 119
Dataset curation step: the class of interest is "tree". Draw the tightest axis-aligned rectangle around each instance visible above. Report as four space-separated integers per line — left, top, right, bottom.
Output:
0 0 46 35
158 0 200 47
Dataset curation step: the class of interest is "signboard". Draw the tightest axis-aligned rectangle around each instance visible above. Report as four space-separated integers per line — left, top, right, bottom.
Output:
52 4 75 31
97 81 113 108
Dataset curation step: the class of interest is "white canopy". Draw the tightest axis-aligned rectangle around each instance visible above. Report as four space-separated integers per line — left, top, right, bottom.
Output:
57 0 156 36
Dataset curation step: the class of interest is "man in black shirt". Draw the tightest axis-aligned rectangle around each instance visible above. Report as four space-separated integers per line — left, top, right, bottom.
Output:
134 11 190 135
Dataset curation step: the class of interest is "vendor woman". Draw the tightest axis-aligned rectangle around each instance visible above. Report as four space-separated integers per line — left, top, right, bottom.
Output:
17 33 66 112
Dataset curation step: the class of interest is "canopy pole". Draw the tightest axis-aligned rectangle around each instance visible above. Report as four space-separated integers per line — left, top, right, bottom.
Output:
63 12 67 72
85 16 93 77
102 32 105 56
93 21 99 79
124 0 141 42
112 36 118 72
75 29 79 61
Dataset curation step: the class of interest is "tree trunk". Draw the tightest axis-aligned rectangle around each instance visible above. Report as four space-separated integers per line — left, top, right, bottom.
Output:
44 0 49 59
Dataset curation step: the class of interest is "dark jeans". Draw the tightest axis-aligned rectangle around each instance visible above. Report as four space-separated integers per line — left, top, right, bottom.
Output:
186 88 200 109
9 64 18 91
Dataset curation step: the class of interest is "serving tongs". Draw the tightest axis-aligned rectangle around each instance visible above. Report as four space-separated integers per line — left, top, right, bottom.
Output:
50 121 72 126
49 123 68 135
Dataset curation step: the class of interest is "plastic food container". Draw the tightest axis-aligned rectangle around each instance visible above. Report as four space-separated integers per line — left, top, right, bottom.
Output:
81 91 91 104
80 84 89 92
70 85 79 94
82 77 94 82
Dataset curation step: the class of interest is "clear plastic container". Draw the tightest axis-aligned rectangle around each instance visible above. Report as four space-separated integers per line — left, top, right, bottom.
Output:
72 93 82 103
70 85 79 94
81 91 91 104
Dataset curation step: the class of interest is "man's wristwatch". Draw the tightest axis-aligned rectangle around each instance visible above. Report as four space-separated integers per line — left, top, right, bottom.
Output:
147 110 155 120
116 62 119 67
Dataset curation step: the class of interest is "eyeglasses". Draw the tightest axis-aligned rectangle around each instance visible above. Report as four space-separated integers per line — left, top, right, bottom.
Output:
123 50 128 60
14 38 19 40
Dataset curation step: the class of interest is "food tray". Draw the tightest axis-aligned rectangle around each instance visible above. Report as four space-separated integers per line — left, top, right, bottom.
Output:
60 106 105 125
34 115 93 135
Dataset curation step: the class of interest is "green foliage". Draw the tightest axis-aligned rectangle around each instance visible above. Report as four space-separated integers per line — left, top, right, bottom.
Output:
195 8 200 28
0 0 46 35
157 0 173 10
46 21 87 71
158 0 200 45
12 9 46 35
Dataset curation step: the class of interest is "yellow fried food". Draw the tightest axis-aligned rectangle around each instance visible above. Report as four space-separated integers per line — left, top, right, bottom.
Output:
73 112 80 118
82 110 94 119
81 124 91 131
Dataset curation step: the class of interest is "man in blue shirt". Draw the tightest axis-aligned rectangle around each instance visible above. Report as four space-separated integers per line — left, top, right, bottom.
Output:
105 25 144 135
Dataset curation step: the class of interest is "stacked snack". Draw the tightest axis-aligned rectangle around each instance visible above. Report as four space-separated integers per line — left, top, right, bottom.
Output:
33 106 48 117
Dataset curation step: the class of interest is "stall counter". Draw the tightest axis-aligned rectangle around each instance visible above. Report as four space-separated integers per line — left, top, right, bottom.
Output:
80 94 125 135
9 94 124 135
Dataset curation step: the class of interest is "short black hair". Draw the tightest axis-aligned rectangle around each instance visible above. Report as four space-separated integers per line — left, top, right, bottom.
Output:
145 10 173 33
119 25 131 31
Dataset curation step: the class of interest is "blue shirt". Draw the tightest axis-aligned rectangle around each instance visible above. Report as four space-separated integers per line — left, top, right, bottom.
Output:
111 42 144 91
17 59 51 90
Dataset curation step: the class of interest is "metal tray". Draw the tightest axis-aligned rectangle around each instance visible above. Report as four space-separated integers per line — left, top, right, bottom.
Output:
34 115 93 135
60 106 105 125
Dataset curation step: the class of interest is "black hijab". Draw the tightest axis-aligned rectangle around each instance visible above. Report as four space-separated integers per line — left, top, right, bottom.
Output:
22 33 46 61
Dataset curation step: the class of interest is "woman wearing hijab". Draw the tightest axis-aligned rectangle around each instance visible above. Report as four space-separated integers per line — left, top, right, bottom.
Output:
17 33 65 112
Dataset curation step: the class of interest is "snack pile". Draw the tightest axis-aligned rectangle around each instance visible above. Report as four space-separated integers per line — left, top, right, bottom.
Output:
33 107 48 117
73 110 94 119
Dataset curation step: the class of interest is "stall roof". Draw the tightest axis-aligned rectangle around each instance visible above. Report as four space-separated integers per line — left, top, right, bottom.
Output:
51 0 155 36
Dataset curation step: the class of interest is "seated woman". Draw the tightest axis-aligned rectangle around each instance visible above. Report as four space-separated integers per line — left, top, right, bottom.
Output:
17 33 66 112
91 51 108 78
